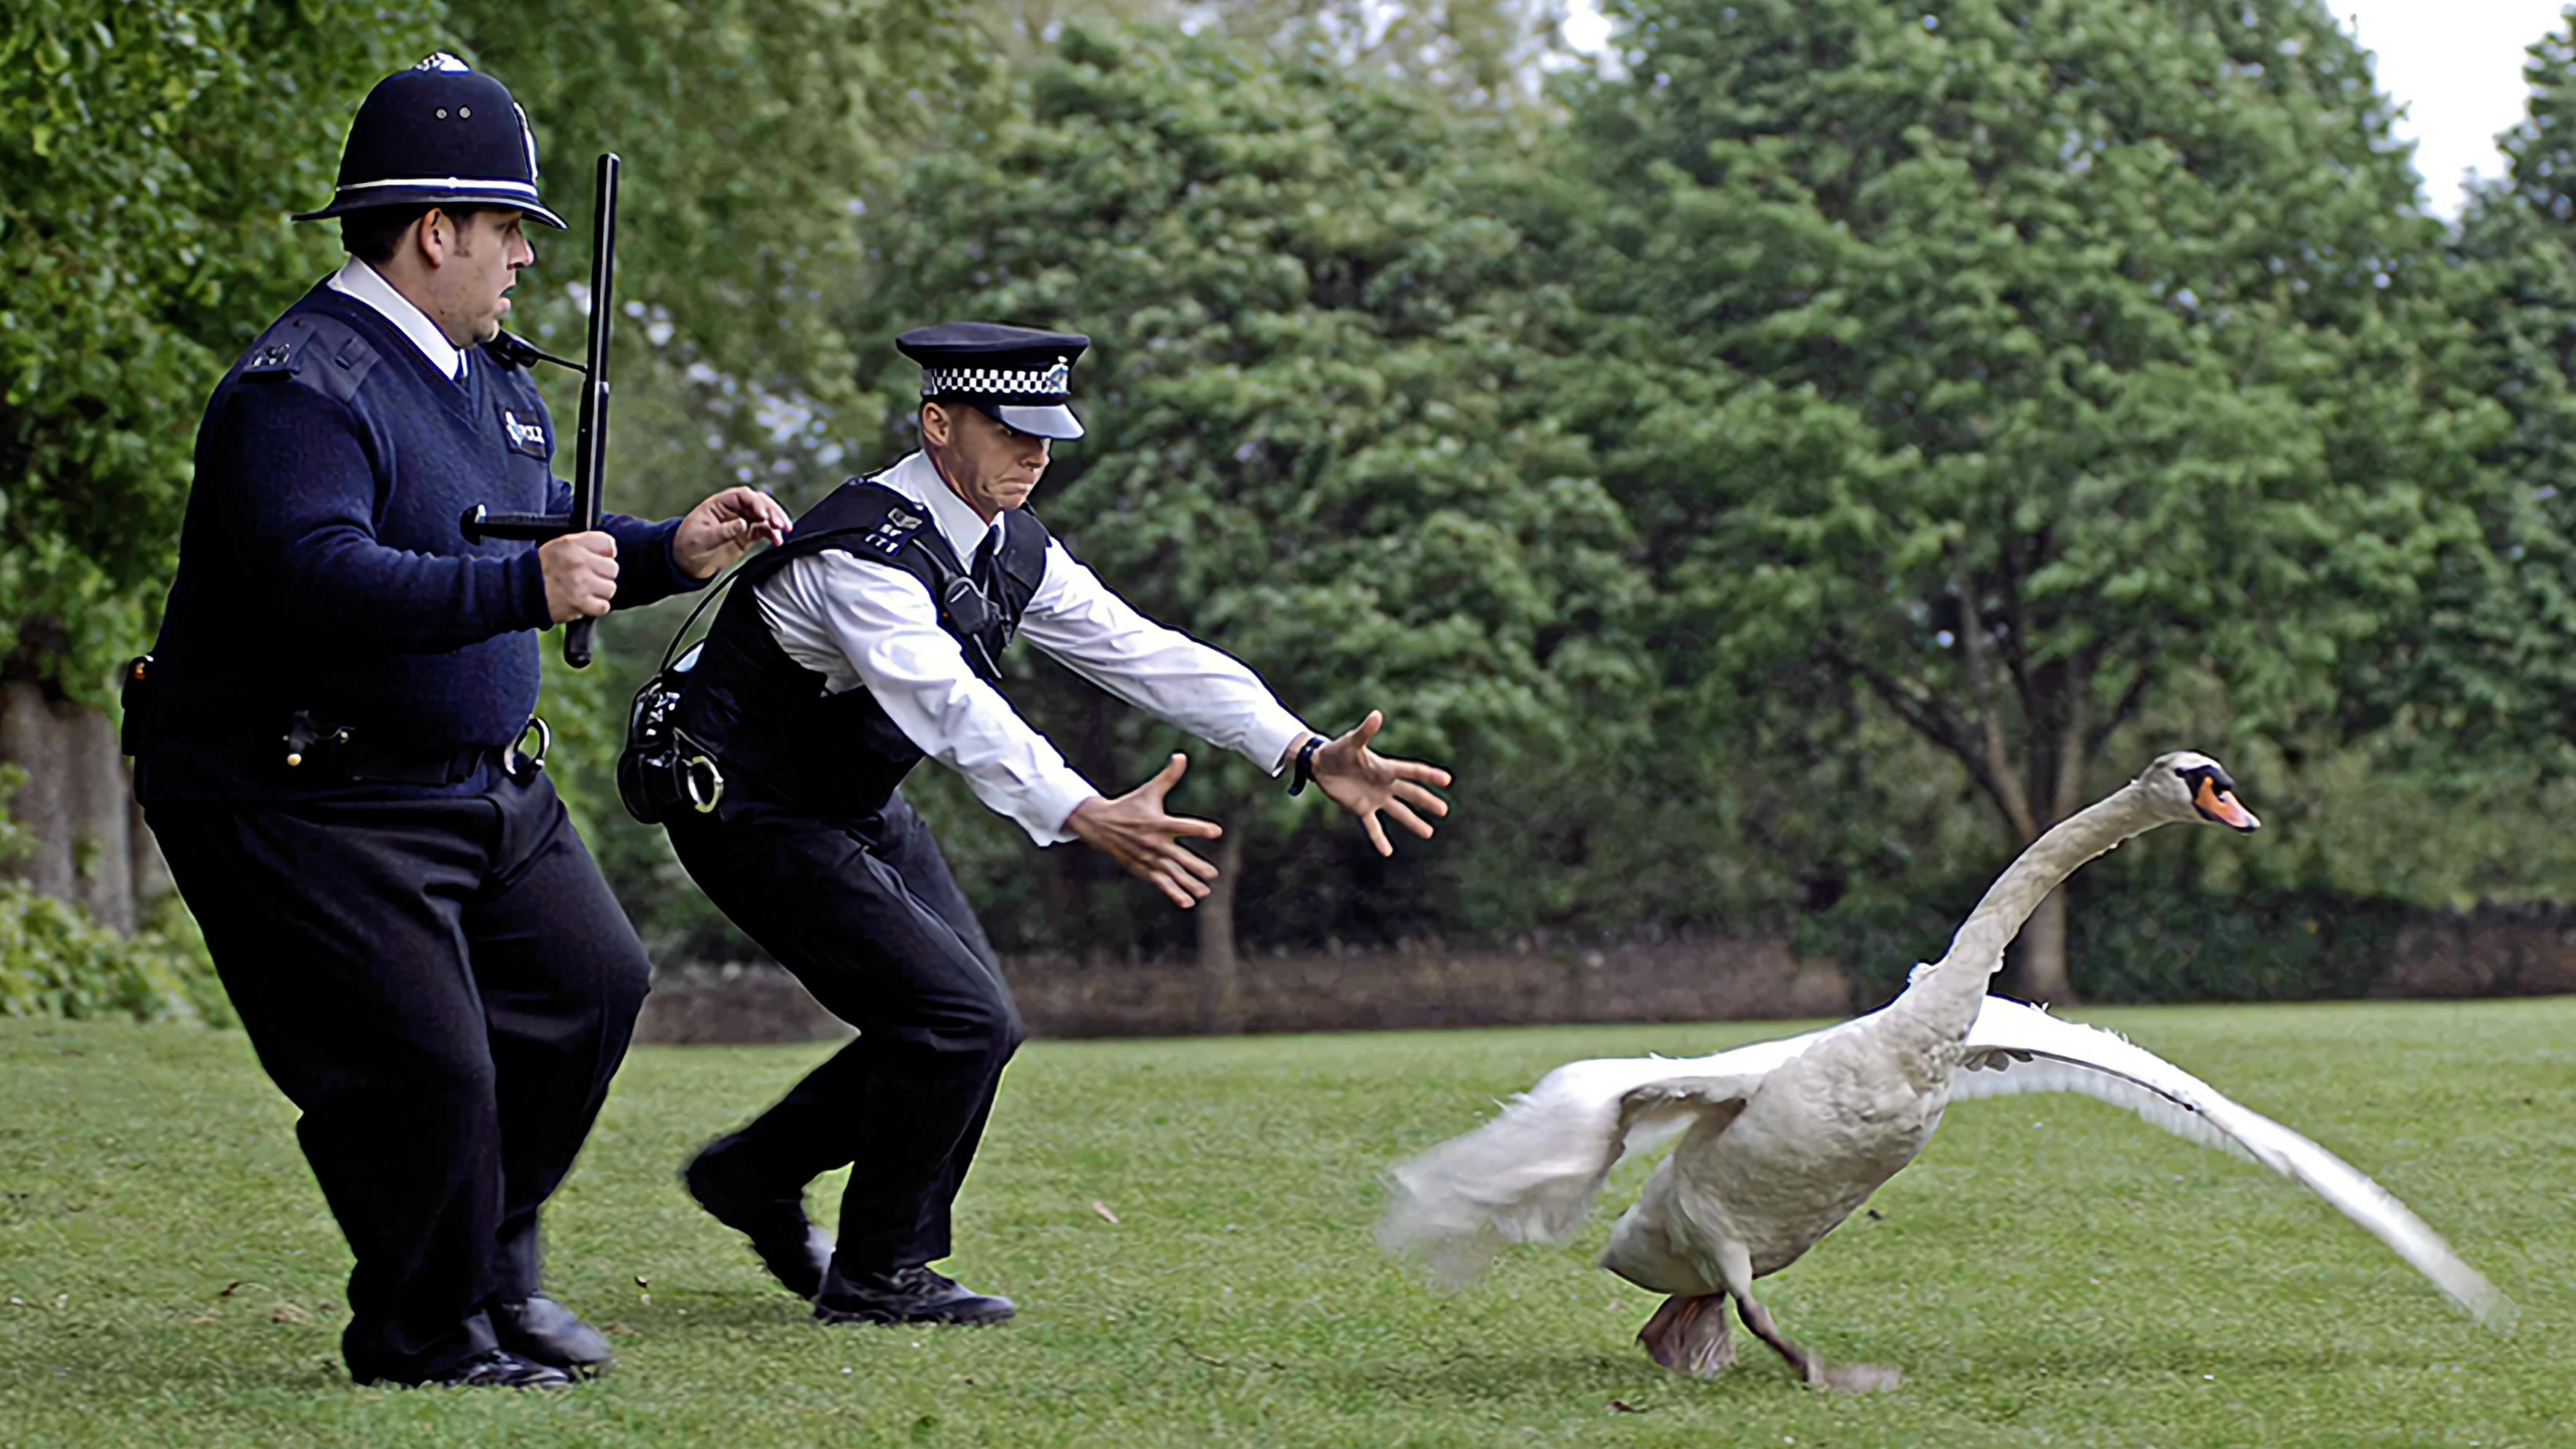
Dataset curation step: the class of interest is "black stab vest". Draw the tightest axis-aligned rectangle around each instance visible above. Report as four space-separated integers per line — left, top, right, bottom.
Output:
674 477 1049 820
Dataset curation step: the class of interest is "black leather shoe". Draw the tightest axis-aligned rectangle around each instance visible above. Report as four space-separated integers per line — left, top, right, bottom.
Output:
814 1265 1016 1326
372 1348 573 1391
493 1292 613 1375
683 1135 834 1299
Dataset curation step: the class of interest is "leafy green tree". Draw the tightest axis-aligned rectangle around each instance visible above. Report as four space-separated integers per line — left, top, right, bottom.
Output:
2388 13 2576 780
432 0 1004 877
1 1 438 699
445 0 1001 527
845 26 1646 986
1 2 437 951
978 0 1574 103
1564 0 2505 998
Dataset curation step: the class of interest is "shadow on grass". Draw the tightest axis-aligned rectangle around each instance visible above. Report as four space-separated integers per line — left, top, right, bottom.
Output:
1312 1342 1809 1402
620 1289 820 1335
1318 1322 2434 1409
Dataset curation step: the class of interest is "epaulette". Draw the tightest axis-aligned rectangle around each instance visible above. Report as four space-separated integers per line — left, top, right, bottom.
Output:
852 494 933 561
733 479 928 591
236 313 381 404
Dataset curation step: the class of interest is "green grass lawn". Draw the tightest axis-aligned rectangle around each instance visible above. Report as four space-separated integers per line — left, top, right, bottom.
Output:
3 999 2569 1448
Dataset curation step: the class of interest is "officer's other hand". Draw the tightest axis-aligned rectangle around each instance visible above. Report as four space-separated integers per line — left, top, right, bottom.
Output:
1307 710 1453 857
675 486 794 579
1065 753 1225 910
541 530 619 623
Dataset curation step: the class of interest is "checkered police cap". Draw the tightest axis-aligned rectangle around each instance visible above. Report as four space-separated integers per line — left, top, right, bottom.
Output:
897 322 1091 440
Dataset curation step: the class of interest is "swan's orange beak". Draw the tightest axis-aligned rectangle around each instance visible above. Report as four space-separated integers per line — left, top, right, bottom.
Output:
2194 777 2260 832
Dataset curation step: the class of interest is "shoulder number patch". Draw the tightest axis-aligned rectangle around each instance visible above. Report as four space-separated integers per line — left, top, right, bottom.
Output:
860 505 926 559
241 341 297 379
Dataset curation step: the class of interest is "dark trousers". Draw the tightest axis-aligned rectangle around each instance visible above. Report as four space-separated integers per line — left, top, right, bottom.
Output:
144 766 651 1383
667 792 1023 1273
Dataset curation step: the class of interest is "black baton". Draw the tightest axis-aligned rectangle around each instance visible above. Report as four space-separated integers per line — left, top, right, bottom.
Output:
464 152 620 669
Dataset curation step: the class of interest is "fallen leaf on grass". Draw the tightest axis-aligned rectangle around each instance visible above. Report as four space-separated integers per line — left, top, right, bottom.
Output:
1609 1399 1650 1414
185 1310 221 1326
604 1322 636 1337
271 1303 314 1325
218 1281 244 1297
1089 1200 1120 1224
635 1275 652 1307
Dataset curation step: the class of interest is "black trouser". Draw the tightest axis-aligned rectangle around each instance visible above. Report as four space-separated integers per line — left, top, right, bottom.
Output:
144 765 651 1383
666 791 1023 1275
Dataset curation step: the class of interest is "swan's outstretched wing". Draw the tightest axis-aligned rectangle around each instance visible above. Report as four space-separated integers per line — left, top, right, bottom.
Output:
1376 1024 1835 1287
1953 996 2513 1328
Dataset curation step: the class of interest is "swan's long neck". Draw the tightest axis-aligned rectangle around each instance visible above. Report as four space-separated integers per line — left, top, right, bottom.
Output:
1888 780 2161 1041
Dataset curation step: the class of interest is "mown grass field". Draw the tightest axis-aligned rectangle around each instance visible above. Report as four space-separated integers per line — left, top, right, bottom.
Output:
3 998 2569 1448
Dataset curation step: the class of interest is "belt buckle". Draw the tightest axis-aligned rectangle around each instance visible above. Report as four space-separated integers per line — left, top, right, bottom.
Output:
508 715 552 782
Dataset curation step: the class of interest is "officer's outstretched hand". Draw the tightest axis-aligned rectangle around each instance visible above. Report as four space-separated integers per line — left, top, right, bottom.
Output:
1308 710 1454 857
675 486 795 579
1066 753 1226 910
540 531 619 623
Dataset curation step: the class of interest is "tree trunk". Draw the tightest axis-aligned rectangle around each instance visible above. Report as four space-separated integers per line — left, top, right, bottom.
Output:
2006 882 2074 1004
1196 827 1245 1034
0 681 155 931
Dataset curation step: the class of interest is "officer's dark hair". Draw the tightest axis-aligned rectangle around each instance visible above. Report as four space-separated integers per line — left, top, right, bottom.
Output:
339 203 497 265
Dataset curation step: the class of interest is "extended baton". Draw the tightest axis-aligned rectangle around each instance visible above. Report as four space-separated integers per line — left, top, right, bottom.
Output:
462 151 620 669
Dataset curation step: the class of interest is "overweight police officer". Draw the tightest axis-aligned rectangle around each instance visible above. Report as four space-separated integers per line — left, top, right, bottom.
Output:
128 55 790 1389
662 322 1453 1326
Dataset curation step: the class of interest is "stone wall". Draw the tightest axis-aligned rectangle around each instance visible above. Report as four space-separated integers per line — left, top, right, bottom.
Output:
635 936 1856 1045
633 906 2576 1046
2384 904 2576 998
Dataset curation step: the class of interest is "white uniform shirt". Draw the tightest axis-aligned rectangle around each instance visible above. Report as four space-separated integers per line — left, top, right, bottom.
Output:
755 451 1312 844
327 257 467 382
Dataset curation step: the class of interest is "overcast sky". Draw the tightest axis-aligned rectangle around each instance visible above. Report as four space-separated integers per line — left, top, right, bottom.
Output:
1560 1 2573 219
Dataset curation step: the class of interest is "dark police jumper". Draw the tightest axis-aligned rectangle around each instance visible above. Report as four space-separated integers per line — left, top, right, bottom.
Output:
664 477 1048 1279
132 281 696 1383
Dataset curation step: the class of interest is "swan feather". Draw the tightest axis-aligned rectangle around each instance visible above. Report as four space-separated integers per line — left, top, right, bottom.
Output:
1376 1027 1830 1285
1950 998 2515 1329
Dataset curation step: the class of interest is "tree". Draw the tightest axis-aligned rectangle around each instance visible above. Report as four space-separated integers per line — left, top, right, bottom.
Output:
445 0 1002 529
428 0 1003 858
1 1 441 694
977 0 1576 104
2386 13 2576 780
844 25 1645 992
1565 0 2501 998
1 1 437 927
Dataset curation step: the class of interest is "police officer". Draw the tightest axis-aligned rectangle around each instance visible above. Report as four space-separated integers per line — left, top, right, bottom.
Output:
665 322 1454 1326
128 55 790 1388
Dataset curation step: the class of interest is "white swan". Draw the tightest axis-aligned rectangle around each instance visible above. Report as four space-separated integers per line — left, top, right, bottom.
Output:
1377 752 2511 1391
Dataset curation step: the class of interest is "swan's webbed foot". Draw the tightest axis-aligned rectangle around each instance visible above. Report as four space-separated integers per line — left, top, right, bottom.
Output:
1732 1290 1902 1394
1637 1294 1735 1378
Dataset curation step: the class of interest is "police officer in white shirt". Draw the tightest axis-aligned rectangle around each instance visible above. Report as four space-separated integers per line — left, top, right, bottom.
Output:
664 322 1452 1326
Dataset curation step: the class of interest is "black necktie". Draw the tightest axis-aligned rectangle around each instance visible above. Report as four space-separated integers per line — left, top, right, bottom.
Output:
970 529 1000 594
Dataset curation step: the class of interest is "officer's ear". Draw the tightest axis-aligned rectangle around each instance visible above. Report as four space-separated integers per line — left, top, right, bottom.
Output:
921 401 954 448
416 206 486 265
414 207 453 265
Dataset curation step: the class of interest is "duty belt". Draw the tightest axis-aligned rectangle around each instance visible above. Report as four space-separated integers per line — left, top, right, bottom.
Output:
279 711 551 786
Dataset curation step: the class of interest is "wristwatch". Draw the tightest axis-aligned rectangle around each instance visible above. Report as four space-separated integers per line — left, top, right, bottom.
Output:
1288 734 1325 796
